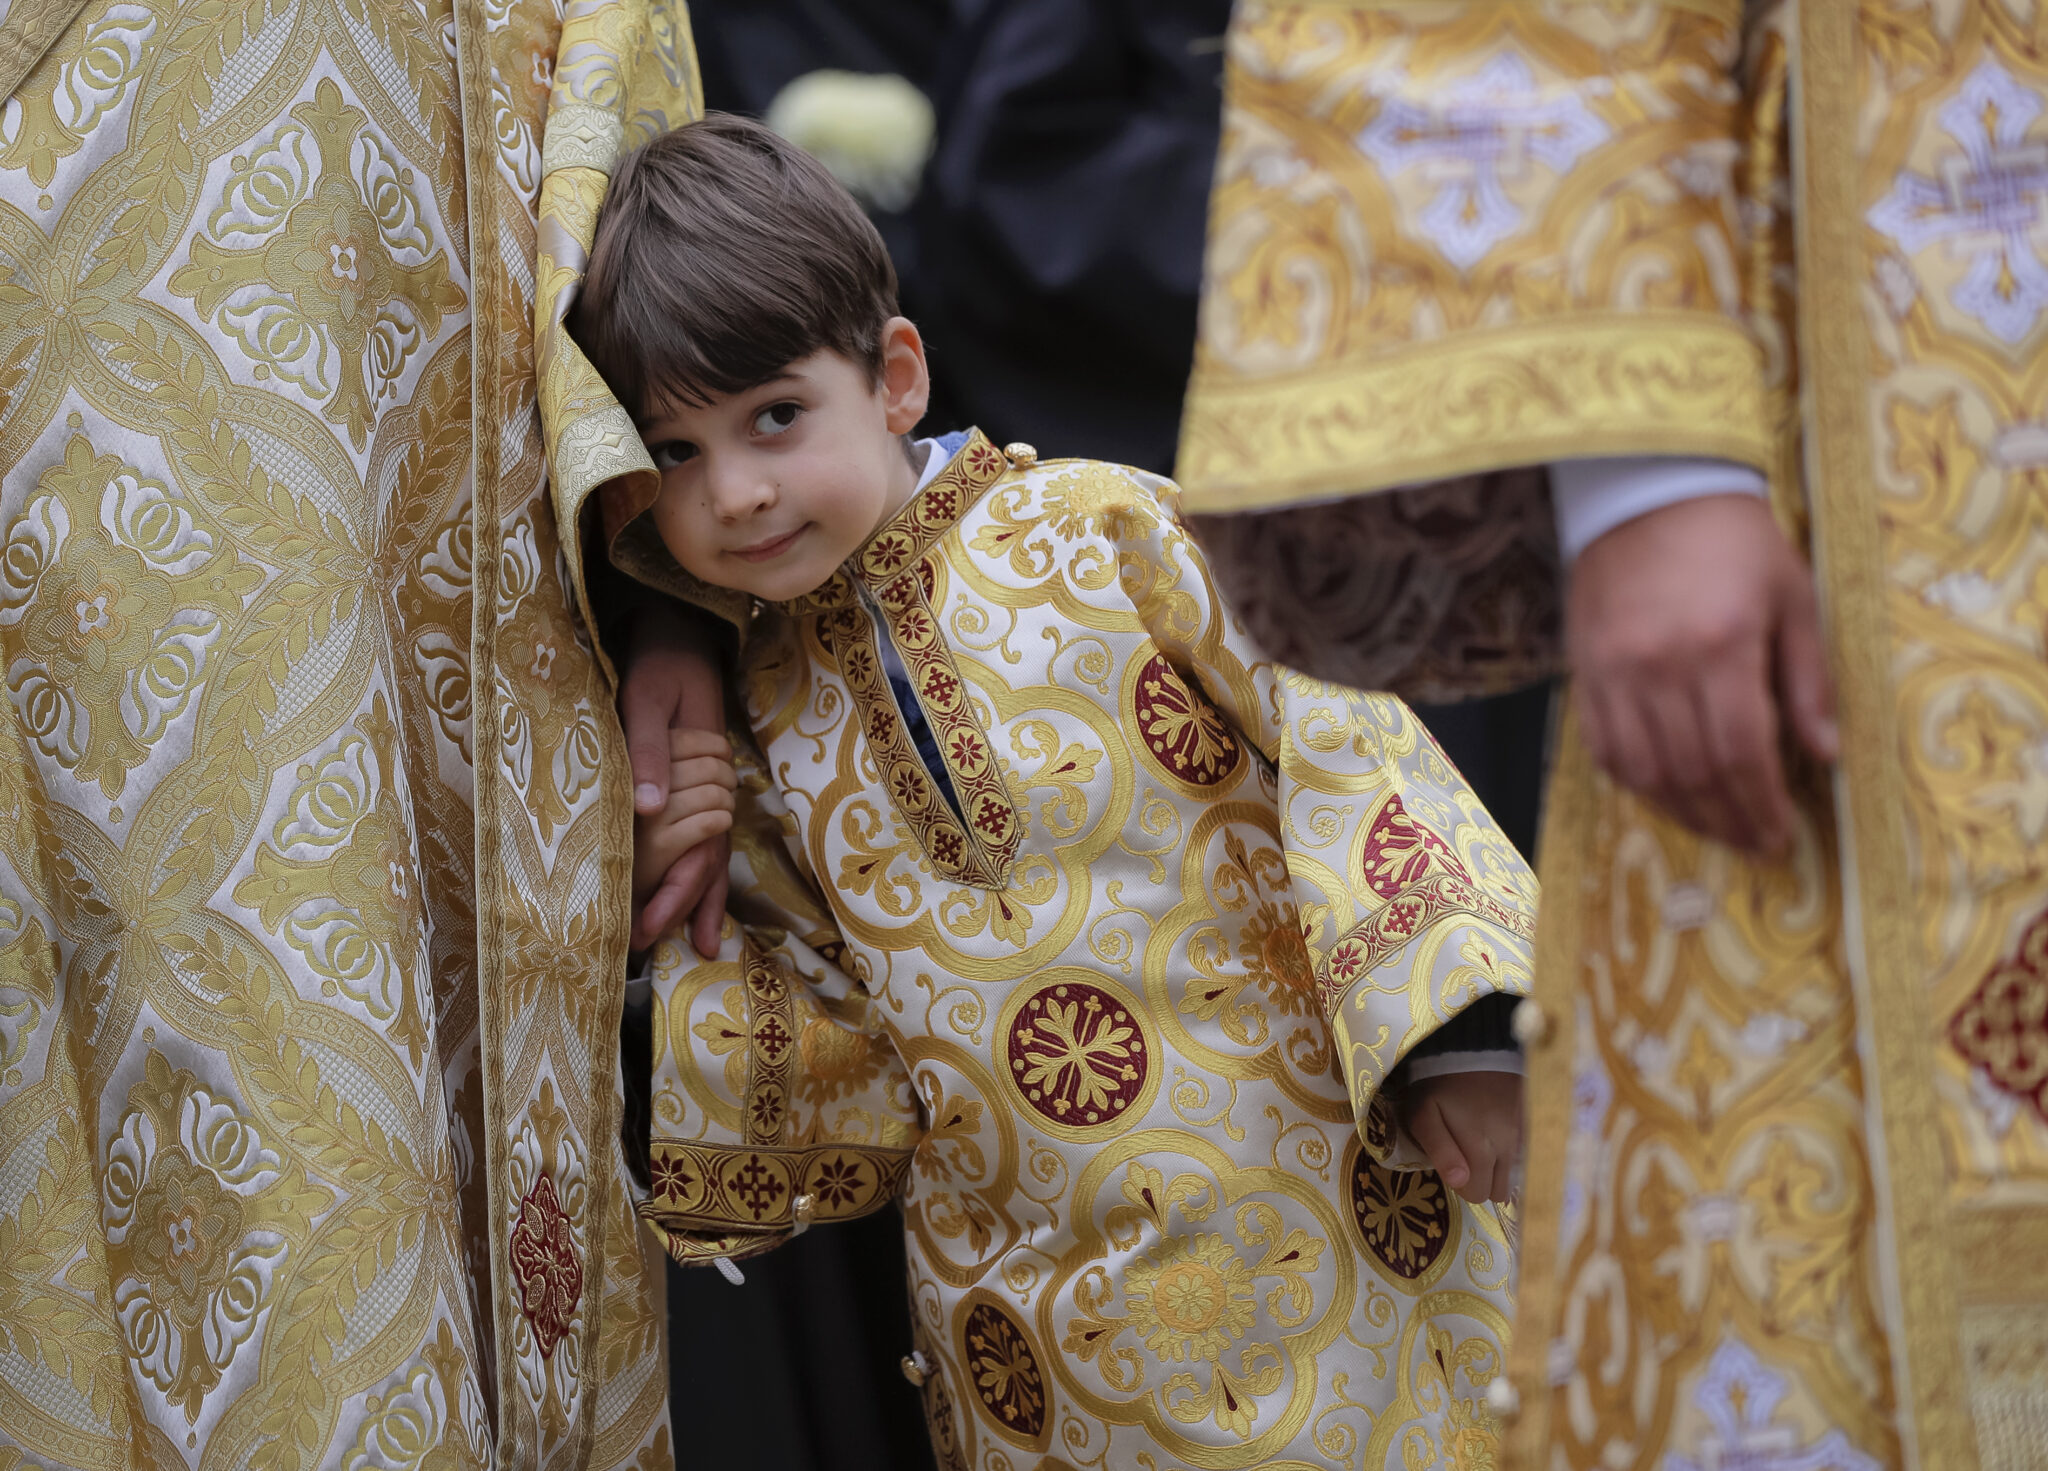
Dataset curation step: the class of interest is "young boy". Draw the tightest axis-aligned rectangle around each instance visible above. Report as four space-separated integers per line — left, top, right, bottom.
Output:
573 114 1536 1470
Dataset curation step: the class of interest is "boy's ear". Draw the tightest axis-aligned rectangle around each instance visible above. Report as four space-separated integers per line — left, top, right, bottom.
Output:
878 317 930 435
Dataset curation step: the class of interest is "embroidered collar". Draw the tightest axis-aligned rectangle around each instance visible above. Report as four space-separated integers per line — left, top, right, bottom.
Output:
773 429 1015 615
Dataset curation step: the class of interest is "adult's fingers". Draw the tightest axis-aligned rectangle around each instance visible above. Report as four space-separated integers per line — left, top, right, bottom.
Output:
1409 1099 1471 1194
689 868 730 960
1591 681 1667 806
1640 680 1732 846
1777 571 1840 766
1697 648 1792 854
621 657 682 815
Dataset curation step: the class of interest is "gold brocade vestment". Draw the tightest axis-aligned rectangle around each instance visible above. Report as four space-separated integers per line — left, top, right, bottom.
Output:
0 1 697 1466
1174 2 2048 1467
602 434 1539 1470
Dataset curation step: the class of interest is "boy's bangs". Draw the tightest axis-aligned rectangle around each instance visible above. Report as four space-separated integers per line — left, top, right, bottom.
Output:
568 113 900 423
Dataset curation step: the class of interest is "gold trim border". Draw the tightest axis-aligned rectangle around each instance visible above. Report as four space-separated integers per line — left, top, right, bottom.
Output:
1795 4 1969 1467
1265 0 1737 17
0 0 93 104
640 1140 914 1234
1501 710 1591 1471
1176 313 1770 514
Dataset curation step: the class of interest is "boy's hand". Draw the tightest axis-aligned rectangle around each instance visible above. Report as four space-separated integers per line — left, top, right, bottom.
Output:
631 728 737 953
1402 1071 1523 1205
1567 493 1838 856
621 602 730 955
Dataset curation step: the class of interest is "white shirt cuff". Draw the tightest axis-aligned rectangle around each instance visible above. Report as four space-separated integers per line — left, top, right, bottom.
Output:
1550 457 1769 564
1402 1050 1525 1083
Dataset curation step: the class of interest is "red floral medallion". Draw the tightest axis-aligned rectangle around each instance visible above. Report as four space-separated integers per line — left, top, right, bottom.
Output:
959 1299 1047 1445
1359 793 1470 900
1350 1150 1452 1283
1131 652 1242 788
1951 904 2048 1125
508 1172 582 1358
1005 981 1147 1132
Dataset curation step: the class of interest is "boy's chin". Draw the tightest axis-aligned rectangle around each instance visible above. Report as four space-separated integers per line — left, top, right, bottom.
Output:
717 557 838 606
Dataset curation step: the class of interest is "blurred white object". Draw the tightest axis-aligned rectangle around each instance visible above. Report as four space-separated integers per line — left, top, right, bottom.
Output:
766 69 935 212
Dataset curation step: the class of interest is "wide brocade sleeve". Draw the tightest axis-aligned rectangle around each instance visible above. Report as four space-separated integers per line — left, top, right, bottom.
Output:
637 743 922 1265
1104 470 1539 1158
1172 0 1774 698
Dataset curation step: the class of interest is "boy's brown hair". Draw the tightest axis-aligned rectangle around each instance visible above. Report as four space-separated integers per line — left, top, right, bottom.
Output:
569 112 900 419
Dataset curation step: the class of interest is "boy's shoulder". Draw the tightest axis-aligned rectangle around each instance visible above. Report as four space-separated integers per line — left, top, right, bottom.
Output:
953 447 1186 564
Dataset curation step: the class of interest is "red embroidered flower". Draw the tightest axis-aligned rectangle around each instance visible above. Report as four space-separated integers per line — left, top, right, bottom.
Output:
508 1173 582 1358
649 1153 693 1203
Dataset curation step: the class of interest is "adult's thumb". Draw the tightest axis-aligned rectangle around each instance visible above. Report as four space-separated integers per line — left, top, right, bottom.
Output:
620 662 678 814
1776 573 1839 765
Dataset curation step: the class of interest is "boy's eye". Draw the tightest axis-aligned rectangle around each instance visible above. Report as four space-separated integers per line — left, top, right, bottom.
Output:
648 440 696 471
753 402 801 436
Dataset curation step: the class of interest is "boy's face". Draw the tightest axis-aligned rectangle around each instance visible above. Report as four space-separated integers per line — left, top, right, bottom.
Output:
640 319 930 604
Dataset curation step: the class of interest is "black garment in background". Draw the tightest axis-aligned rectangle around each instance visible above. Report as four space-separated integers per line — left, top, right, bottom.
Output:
1412 683 1555 863
666 1214 932 1471
688 0 950 113
915 0 1234 473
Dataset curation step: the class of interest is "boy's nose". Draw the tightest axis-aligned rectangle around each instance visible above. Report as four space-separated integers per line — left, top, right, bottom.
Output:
707 463 776 520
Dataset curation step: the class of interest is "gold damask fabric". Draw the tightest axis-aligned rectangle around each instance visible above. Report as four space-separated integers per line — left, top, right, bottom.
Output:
0 1 697 1466
623 436 1537 1468
1177 3 2048 1468
1177 0 1778 701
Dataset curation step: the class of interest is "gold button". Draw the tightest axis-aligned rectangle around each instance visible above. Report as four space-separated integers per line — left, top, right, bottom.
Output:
900 1351 931 1387
1510 998 1549 1047
1002 441 1038 469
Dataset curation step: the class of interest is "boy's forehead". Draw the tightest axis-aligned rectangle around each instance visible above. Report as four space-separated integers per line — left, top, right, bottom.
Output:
636 350 856 432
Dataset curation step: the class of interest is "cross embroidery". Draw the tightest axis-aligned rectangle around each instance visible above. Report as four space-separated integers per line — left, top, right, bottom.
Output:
1356 52 1610 270
1869 61 2048 344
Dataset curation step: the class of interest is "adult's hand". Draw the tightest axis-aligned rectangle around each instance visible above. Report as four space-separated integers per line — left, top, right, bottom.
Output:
620 600 729 955
1567 493 1838 855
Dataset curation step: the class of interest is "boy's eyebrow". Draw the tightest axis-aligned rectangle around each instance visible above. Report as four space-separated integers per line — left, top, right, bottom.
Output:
636 371 809 434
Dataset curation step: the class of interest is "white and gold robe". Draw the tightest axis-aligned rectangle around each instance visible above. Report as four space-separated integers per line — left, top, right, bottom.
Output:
1 1 697 1465
623 432 1538 1470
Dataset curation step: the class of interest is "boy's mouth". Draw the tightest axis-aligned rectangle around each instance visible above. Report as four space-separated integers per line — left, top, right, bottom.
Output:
730 525 807 563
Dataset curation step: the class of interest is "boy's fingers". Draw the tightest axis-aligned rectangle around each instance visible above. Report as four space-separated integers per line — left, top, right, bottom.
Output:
1489 1154 1514 1205
689 870 730 960
667 760 741 806
633 875 684 952
1777 575 1840 765
1409 1099 1470 1192
668 726 733 762
641 838 726 948
1446 1119 1496 1205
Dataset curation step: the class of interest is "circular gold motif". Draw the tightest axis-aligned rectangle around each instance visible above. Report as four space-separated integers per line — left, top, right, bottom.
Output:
1348 1143 1458 1291
1123 1234 1257 1363
1129 652 1244 793
955 1292 1049 1449
1000 975 1156 1139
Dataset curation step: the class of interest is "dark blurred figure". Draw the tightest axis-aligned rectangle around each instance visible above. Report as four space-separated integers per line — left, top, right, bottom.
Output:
916 0 1233 473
